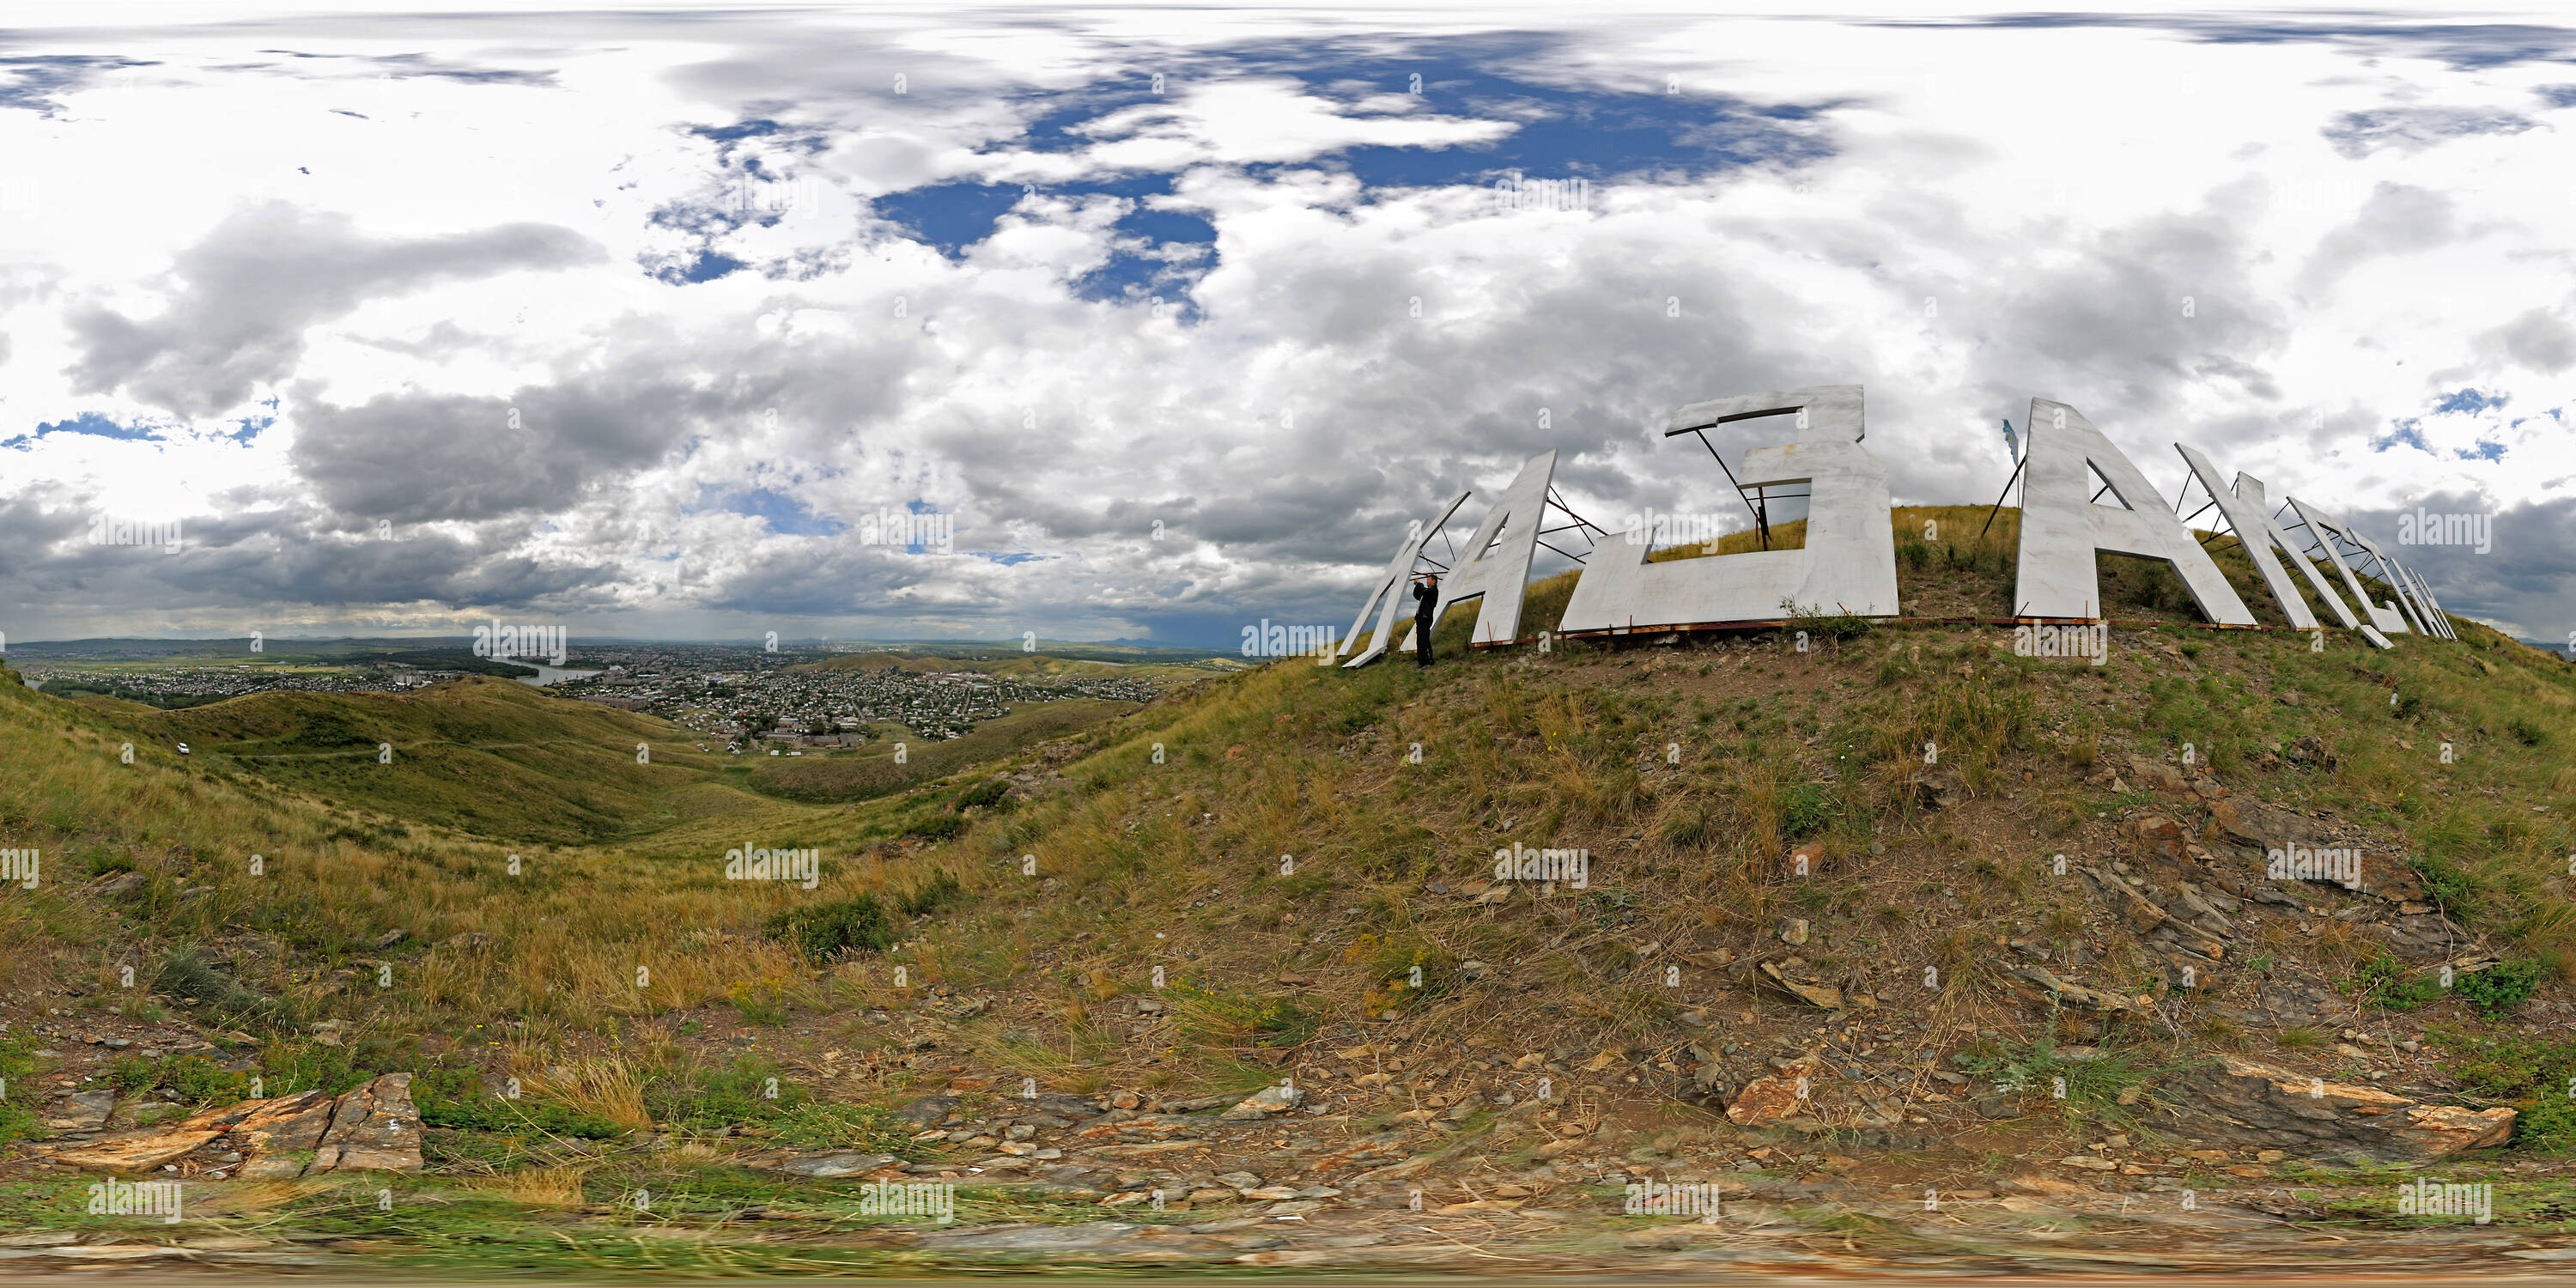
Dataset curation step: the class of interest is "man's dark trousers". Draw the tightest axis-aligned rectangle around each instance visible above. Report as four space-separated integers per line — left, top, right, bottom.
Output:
1412 581 1437 667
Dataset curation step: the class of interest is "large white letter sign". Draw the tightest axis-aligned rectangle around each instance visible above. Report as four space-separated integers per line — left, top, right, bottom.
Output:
2395 562 2456 639
1339 491 1469 667
1558 385 1896 633
2355 536 2431 636
1405 451 1557 653
2376 550 2451 639
2013 399 2253 623
2285 498 2409 637
2173 447 2357 632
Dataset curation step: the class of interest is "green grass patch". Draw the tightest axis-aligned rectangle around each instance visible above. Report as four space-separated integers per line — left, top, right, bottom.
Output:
1953 1032 2159 1121
413 1066 628 1139
0 1037 39 1147
2429 1026 2576 1152
762 896 895 963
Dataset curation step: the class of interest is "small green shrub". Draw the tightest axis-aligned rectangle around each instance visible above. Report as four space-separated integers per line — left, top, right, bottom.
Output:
1168 981 1319 1048
0 1037 39 1146
1954 1033 2157 1121
1780 598 1872 641
256 1040 377 1098
2436 1027 2576 1151
953 780 1012 811
2409 853 2484 918
762 896 894 962
413 1066 625 1139
1778 782 1839 841
897 872 968 918
2458 958 2546 1016
106 1053 251 1104
646 1055 795 1131
770 1101 912 1153
631 1058 918 1155
2346 954 2443 1011
155 947 275 1021
903 814 966 842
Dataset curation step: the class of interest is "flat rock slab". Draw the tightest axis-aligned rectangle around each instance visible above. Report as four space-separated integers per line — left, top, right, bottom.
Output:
2007 963 2144 1013
44 1090 119 1131
2166 1054 2512 1161
1726 1059 1818 1127
1220 1084 1303 1121
46 1127 225 1171
778 1151 900 1177
895 1094 958 1125
0 1233 81 1248
21 1246 197 1261
43 1081 412 1177
918 1223 1151 1252
2207 799 2427 902
232 1090 336 1157
1756 962 1841 1009
2126 756 2190 793
310 1073 422 1174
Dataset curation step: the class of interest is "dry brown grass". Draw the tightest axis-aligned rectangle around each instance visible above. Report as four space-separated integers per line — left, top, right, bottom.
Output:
465 1165 592 1207
517 1055 653 1132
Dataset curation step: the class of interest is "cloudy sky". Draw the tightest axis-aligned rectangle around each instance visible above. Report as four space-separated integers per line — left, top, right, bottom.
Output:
3 2 2572 650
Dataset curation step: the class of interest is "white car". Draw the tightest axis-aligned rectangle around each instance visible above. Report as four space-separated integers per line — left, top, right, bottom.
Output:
176 743 191 755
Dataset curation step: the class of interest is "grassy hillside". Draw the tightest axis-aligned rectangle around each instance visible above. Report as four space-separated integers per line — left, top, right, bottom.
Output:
114 679 722 844
2 507 2573 1273
0 655 1121 1054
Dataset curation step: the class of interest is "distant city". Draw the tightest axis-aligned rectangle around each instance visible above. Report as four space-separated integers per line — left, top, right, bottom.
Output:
546 644 1165 753
8 637 1216 752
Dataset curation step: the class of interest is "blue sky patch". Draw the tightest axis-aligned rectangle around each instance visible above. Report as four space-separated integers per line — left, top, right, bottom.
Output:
1279 76 1833 189
1116 206 1218 246
872 182 1029 256
2433 387 2505 415
3 412 167 447
1866 16 2576 72
871 35 1839 272
1073 204 1218 314
646 250 746 284
690 484 845 536
694 118 791 143
2377 417 2431 453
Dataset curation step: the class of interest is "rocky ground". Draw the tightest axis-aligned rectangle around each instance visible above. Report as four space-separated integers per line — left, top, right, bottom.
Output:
2 1159 2574 1277
0 1063 2567 1277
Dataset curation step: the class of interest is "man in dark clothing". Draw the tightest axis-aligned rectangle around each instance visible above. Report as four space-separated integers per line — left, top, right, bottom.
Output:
1411 573 1440 667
